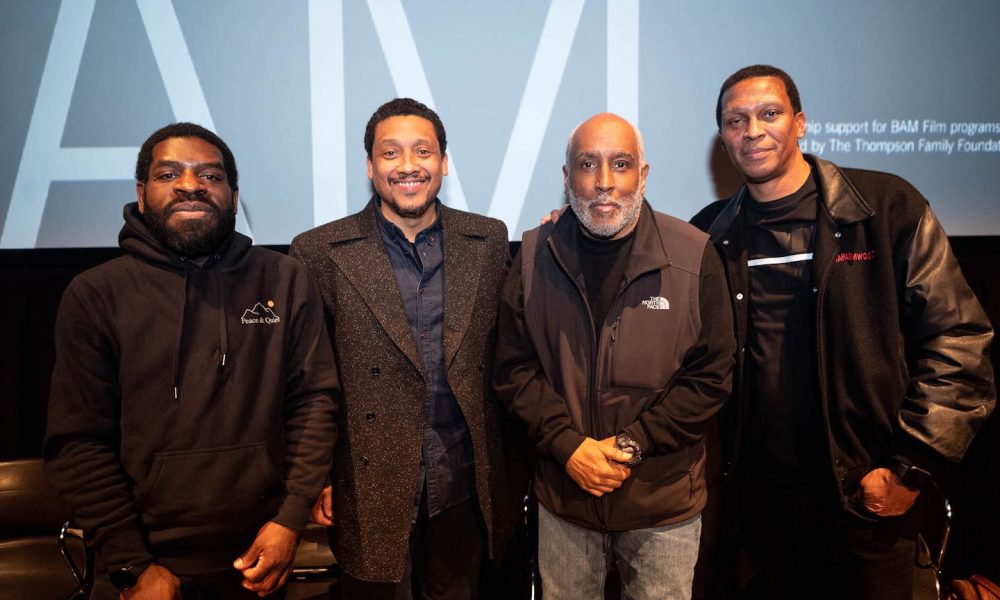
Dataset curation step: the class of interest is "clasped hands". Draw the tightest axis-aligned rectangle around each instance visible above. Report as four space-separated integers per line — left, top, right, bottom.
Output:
564 436 635 497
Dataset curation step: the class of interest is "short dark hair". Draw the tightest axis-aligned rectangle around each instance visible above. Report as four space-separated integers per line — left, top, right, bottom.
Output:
715 64 802 128
364 98 447 158
135 122 239 190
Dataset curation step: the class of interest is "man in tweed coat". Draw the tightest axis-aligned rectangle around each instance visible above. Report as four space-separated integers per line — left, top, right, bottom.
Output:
290 98 523 599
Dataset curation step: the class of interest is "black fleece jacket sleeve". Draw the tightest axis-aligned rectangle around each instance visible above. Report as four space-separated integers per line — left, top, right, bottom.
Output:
493 249 585 466
622 242 736 456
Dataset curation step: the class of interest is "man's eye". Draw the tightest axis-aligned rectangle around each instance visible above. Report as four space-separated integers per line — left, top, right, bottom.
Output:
202 173 221 181
383 150 398 158
581 161 594 169
155 173 176 180
726 118 743 127
763 110 779 119
416 149 431 157
614 161 629 169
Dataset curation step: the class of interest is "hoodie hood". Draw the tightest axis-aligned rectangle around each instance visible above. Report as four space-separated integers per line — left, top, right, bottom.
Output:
118 202 252 269
117 202 252 398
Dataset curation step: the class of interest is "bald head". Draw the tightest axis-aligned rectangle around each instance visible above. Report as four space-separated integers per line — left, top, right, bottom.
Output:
563 113 649 240
565 113 646 170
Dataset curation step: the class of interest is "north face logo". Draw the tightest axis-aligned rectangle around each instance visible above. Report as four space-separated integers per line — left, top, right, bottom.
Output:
641 296 670 310
241 301 281 325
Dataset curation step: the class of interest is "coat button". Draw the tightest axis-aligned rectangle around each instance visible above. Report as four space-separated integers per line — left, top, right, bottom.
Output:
812 287 818 293
361 456 369 466
371 367 380 378
835 231 843 238
735 293 744 301
722 240 730 245
366 413 376 422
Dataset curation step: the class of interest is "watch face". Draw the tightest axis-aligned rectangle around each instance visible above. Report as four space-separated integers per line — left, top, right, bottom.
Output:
110 567 139 591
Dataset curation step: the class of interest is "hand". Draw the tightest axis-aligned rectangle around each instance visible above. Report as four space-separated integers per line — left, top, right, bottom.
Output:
564 437 632 497
233 521 300 596
121 564 181 600
540 205 568 225
310 485 334 526
859 467 920 517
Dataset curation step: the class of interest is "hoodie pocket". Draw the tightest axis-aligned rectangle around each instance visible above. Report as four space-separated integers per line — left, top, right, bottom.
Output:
136 442 279 546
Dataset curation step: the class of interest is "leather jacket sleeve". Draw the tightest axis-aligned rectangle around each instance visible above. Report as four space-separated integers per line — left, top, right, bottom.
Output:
895 206 995 467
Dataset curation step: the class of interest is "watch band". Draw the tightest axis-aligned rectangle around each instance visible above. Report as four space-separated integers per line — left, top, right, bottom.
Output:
615 432 643 467
890 459 931 490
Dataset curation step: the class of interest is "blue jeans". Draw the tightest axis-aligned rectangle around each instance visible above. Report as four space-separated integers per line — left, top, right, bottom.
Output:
538 504 701 600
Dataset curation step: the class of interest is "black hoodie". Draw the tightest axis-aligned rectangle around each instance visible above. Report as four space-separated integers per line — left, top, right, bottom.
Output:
44 203 338 576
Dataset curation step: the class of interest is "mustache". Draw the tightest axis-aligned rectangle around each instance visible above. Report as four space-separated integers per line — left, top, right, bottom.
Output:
167 190 214 209
587 193 621 207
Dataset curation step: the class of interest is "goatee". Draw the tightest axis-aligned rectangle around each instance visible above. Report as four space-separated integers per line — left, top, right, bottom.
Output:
143 191 236 257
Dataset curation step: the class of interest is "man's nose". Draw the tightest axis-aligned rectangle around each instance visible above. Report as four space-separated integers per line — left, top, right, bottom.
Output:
398 150 419 174
596 163 614 193
745 117 765 139
174 169 204 191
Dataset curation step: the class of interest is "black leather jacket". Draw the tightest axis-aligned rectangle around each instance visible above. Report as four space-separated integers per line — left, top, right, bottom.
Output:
691 155 995 511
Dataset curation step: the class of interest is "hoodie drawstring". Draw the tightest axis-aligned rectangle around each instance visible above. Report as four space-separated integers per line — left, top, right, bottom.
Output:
172 264 191 400
217 260 229 368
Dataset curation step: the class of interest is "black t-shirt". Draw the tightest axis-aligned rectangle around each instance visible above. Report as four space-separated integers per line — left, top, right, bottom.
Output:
743 169 826 488
577 227 635 334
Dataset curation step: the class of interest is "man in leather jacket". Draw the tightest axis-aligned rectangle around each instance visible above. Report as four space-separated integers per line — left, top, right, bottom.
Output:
691 64 995 599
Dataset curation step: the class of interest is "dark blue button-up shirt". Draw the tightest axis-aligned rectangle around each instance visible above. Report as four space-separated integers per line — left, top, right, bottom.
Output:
375 199 475 518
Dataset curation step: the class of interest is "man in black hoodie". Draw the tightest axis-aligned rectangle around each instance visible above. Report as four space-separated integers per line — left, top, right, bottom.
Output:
45 123 338 599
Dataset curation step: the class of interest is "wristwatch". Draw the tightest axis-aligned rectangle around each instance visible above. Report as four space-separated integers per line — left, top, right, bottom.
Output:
890 459 932 490
615 432 643 467
110 563 150 592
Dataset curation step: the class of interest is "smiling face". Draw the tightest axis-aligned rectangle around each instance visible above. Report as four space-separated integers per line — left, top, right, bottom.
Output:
719 76 810 200
136 136 237 256
366 115 448 223
564 113 648 239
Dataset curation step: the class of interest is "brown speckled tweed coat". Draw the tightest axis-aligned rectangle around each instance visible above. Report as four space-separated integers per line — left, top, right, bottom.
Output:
289 199 524 582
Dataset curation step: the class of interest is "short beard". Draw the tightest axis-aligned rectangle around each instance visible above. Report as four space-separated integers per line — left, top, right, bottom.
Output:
565 186 643 239
143 191 236 257
381 194 437 220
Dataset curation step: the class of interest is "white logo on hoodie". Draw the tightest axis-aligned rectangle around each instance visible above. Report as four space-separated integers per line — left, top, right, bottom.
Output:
241 301 281 325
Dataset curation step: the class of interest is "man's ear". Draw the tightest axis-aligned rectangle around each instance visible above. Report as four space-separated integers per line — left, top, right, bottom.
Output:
366 156 374 180
231 189 239 215
136 183 146 213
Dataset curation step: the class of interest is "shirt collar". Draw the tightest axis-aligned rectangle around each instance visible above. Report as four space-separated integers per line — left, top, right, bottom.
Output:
373 195 443 244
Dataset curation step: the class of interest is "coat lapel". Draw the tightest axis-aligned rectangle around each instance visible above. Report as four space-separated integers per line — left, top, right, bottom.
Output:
441 207 485 369
327 203 422 372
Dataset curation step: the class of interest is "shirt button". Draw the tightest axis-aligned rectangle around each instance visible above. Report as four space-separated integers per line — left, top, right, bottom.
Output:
722 240 730 245
812 287 818 293
835 231 843 238
735 292 744 301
